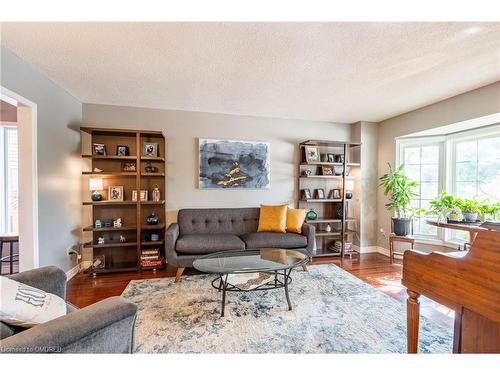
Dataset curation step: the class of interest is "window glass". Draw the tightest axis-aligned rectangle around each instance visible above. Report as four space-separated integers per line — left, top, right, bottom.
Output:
402 143 440 237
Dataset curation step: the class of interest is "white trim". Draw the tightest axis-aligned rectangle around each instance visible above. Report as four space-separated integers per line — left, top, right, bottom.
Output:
65 263 81 280
354 245 390 257
0 86 39 271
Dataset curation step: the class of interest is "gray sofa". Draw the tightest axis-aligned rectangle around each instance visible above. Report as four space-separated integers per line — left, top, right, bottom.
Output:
166 207 315 281
0 266 137 353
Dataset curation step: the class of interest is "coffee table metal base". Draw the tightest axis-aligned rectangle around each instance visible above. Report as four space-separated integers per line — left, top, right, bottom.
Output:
211 269 293 317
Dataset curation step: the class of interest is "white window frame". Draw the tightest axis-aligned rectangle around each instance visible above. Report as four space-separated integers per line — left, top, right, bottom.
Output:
0 125 18 234
396 136 446 242
396 124 499 248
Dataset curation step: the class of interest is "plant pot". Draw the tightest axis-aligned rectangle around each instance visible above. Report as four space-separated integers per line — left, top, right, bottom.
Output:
447 212 463 222
392 217 412 236
462 212 478 223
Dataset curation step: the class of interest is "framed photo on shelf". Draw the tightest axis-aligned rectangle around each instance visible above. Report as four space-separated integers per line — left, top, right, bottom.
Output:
93 143 106 156
321 166 334 175
302 188 312 200
122 162 136 172
326 153 335 162
329 188 341 199
116 145 129 156
143 142 159 157
315 188 325 200
108 186 124 201
132 190 148 202
304 146 319 163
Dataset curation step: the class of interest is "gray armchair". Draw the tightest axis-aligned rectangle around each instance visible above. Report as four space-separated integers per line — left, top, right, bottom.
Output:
0 266 137 353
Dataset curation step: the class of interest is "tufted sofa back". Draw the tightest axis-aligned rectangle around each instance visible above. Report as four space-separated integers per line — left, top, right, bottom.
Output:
178 208 260 235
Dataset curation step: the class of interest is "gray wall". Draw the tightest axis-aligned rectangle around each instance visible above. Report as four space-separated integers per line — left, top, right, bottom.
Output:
351 121 379 247
377 81 500 248
1 46 82 272
82 104 351 225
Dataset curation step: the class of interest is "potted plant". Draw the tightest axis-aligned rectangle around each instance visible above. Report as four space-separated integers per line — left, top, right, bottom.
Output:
379 163 419 236
455 198 481 223
477 199 500 222
428 191 462 222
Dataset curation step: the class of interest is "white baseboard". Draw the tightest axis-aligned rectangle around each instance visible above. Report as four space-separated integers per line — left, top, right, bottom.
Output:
354 245 390 257
65 263 81 280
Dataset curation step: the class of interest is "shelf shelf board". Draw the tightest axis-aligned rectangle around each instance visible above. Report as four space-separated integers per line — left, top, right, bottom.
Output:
300 140 361 148
141 223 166 230
83 242 138 249
141 156 165 162
141 200 165 205
141 173 165 177
82 172 137 177
140 264 165 270
300 161 343 166
141 241 164 246
300 175 343 179
315 231 342 237
82 155 137 160
83 225 137 232
83 200 137 206
84 265 139 274
306 217 357 224
300 199 343 203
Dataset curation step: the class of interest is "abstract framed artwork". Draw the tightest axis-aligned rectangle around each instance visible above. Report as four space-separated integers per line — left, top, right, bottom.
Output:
199 138 270 189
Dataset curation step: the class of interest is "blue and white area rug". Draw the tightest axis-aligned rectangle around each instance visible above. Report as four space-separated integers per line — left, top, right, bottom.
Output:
122 264 452 353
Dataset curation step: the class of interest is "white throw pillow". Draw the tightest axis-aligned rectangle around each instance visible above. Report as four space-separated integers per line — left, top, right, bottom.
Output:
0 276 66 327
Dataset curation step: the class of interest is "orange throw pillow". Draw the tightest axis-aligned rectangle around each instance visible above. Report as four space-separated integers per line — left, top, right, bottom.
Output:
257 204 288 233
286 208 307 234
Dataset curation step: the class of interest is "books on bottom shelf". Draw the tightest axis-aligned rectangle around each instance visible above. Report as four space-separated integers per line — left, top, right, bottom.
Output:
141 256 164 267
140 248 164 267
328 241 353 253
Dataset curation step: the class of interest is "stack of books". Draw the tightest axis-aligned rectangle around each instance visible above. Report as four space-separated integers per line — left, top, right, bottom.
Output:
140 248 164 267
329 241 353 253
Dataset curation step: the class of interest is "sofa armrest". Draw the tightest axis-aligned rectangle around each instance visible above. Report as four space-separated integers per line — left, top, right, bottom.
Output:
165 223 180 266
0 296 137 353
7 266 67 299
302 223 316 255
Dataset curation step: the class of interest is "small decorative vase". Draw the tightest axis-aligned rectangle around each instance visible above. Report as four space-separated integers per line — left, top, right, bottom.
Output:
146 212 159 225
325 224 332 233
91 191 102 201
95 219 102 229
306 209 317 221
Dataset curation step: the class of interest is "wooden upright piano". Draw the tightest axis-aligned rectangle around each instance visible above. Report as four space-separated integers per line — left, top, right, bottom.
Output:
402 230 500 353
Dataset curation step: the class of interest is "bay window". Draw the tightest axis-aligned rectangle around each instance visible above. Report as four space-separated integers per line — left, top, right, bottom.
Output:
397 124 499 246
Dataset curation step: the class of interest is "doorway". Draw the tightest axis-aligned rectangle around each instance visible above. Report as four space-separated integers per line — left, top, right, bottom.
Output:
0 87 38 273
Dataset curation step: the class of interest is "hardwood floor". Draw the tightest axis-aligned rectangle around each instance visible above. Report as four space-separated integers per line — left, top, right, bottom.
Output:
66 252 455 329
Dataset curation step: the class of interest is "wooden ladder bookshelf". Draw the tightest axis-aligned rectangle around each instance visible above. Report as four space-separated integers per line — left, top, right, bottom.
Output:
298 140 361 257
80 127 166 275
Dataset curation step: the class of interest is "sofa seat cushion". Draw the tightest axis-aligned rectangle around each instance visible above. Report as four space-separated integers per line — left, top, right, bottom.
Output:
240 232 307 249
176 234 245 254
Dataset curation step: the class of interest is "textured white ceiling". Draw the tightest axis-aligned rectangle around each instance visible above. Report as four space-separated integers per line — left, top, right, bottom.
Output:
1 22 499 123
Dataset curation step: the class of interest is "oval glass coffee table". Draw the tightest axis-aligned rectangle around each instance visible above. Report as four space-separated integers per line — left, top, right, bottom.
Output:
193 248 310 317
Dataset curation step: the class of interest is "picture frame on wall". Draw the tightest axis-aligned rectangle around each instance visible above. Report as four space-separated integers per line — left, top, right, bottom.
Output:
108 186 124 201
93 143 106 156
143 142 159 157
199 138 270 189
116 145 129 156
304 146 319 163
